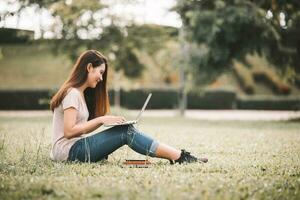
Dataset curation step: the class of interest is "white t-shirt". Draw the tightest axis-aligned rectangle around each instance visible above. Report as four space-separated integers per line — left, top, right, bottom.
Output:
50 87 89 161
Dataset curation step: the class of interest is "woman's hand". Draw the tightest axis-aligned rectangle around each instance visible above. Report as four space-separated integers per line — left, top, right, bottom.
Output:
99 115 126 125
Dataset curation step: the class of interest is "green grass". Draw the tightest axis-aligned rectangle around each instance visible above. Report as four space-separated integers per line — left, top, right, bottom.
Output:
0 44 72 89
0 113 300 199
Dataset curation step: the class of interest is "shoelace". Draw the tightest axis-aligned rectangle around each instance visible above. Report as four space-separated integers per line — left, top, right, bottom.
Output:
178 149 193 163
182 150 192 158
169 150 196 164
183 150 191 155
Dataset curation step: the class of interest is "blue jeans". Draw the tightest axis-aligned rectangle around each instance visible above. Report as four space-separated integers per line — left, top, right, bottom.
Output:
68 124 159 162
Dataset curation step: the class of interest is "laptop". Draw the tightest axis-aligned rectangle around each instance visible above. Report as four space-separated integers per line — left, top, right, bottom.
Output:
104 93 152 127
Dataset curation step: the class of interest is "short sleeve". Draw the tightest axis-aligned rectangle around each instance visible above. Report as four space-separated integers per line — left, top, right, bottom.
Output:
62 89 80 110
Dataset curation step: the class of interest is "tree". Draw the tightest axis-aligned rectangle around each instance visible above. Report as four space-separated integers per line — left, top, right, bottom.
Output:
175 0 300 84
5 0 171 78
2 0 178 106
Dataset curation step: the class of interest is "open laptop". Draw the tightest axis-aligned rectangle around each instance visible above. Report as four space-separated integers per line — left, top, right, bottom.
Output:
104 93 152 127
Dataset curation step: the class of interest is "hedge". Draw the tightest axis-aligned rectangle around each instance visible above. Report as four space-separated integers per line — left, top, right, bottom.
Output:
237 95 300 110
188 88 236 109
0 28 34 44
0 89 51 110
120 88 178 109
0 89 299 110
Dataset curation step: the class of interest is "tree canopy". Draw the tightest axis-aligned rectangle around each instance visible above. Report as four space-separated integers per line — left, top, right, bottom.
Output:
6 0 175 79
175 0 300 84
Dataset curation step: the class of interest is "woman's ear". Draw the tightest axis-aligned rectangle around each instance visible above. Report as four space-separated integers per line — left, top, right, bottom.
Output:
87 63 93 73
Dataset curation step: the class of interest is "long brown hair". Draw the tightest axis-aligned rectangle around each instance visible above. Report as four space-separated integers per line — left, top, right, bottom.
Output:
50 50 110 119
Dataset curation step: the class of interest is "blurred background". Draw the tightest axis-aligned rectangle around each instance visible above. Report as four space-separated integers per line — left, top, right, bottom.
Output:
0 0 300 113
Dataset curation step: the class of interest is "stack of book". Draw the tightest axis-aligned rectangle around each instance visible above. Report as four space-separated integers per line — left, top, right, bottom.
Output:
123 159 151 168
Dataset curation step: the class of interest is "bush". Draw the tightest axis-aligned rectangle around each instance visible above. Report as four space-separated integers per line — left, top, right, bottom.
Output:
0 89 179 110
237 95 300 110
0 89 52 110
188 88 237 109
2 88 299 110
0 28 34 44
293 75 300 89
119 88 178 109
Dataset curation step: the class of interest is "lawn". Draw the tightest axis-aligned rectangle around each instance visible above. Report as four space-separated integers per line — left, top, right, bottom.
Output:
0 112 299 199
0 44 71 89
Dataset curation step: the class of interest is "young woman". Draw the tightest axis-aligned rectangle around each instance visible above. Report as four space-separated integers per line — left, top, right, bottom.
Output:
50 50 208 164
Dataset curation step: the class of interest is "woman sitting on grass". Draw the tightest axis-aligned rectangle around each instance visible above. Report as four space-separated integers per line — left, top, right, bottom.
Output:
49 50 208 164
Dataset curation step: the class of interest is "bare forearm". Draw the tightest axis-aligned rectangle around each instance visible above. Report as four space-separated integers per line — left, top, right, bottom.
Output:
65 117 103 139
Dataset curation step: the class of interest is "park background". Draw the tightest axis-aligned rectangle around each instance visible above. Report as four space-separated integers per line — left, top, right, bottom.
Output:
0 0 300 199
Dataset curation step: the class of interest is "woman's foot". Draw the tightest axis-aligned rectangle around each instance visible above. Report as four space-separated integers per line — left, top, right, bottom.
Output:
169 149 208 164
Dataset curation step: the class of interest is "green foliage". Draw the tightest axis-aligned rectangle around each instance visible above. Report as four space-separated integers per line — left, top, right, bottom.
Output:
175 0 300 84
0 28 34 43
1 87 299 110
48 0 146 78
119 89 178 109
237 95 300 110
188 88 237 109
12 0 176 79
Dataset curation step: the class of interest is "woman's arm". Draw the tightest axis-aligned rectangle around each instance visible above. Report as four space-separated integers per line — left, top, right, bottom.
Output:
64 107 125 139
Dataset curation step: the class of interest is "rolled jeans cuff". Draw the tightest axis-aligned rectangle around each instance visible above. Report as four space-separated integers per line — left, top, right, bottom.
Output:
149 140 159 157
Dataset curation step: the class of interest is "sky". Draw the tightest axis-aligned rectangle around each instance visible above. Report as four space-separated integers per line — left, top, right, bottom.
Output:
0 0 182 39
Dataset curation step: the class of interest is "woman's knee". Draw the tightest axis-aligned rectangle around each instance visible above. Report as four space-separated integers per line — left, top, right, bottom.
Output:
109 124 130 133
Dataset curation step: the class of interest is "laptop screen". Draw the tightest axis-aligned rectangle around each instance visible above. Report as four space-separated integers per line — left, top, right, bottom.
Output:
136 93 152 121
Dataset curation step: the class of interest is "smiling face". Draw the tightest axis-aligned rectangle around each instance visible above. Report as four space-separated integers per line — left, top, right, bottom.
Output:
86 63 106 88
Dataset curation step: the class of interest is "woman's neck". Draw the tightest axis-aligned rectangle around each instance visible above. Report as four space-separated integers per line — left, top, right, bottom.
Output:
77 84 87 93
76 84 88 98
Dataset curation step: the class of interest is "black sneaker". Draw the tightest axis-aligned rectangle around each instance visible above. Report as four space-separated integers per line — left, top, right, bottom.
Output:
169 149 208 164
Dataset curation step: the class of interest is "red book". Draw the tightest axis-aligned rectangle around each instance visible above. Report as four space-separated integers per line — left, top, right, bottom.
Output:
123 159 151 168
